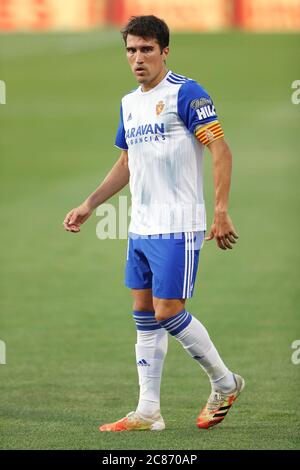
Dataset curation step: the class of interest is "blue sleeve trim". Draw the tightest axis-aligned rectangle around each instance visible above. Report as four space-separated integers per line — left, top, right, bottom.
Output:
177 81 218 134
115 102 128 150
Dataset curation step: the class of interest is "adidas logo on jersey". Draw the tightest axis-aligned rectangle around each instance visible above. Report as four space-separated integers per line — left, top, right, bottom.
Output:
137 359 150 367
127 113 132 121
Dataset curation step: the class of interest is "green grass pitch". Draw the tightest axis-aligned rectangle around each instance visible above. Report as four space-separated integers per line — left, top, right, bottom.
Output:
0 30 299 450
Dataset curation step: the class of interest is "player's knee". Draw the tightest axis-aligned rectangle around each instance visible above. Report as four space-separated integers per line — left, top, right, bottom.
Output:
153 297 185 321
154 300 184 322
155 309 170 322
133 301 154 312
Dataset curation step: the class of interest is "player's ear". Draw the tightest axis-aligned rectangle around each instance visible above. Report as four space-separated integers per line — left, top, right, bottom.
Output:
161 47 169 60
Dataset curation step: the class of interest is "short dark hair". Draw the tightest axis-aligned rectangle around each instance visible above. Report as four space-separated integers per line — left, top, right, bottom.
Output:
121 15 169 51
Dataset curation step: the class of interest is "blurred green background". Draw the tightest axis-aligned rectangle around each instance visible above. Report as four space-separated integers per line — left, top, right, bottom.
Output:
0 30 299 450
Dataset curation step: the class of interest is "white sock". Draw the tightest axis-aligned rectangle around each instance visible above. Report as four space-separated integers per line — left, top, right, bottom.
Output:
159 310 236 393
135 329 168 418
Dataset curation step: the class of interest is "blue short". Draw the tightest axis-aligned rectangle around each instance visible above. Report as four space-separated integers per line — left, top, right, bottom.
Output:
125 231 205 299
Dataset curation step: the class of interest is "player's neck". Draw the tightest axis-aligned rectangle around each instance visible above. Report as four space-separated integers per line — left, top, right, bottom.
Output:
141 67 168 92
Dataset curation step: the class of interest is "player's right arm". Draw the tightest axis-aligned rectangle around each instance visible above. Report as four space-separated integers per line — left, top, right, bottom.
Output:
63 150 129 233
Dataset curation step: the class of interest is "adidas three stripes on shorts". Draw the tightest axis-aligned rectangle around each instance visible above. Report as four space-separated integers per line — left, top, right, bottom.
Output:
125 231 205 299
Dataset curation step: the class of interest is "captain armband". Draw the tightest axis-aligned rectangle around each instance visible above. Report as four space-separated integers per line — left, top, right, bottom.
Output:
194 120 224 146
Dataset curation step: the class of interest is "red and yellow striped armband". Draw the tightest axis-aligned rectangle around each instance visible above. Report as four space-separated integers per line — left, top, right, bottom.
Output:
194 120 224 146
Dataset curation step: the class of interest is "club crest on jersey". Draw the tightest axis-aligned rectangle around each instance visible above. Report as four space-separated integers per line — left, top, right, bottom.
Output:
156 100 165 115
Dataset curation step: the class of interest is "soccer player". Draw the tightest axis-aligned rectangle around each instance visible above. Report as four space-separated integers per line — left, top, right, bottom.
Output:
63 15 245 432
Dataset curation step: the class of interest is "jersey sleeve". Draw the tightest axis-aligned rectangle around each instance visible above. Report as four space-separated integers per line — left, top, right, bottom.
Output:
178 80 224 146
115 103 128 150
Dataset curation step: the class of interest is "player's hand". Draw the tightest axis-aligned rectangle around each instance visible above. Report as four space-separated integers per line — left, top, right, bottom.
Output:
205 212 238 250
63 203 93 233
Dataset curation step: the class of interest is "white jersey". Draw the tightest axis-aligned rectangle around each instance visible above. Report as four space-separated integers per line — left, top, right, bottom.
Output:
115 71 220 235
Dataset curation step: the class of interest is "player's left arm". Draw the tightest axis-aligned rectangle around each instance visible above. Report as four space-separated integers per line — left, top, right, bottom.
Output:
177 80 238 249
205 136 239 250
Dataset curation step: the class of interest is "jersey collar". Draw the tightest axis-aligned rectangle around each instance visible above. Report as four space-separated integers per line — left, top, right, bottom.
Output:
138 70 172 95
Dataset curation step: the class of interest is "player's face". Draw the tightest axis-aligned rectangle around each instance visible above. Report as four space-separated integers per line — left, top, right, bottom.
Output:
126 35 169 91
